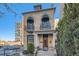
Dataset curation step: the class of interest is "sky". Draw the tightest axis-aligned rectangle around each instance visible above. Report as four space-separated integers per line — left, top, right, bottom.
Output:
0 3 59 41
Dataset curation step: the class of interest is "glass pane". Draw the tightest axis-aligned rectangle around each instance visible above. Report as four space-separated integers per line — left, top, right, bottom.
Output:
27 35 34 44
40 21 51 30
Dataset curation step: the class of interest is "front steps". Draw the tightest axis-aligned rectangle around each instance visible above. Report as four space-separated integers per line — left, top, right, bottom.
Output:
37 48 57 56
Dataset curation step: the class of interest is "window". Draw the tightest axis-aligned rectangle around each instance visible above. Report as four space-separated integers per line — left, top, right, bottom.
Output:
26 17 34 32
40 14 51 30
27 35 34 44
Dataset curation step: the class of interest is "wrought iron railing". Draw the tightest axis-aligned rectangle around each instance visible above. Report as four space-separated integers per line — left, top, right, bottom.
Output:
26 25 34 32
40 22 51 30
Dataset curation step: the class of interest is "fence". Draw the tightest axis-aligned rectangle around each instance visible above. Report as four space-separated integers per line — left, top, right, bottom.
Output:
0 46 22 56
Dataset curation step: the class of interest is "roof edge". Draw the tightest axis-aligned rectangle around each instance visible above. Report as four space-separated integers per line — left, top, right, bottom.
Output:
22 7 55 15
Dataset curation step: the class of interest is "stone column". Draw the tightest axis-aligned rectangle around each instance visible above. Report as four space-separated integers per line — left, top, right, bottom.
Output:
34 33 39 49
52 33 56 49
48 34 52 49
39 34 43 49
24 35 27 50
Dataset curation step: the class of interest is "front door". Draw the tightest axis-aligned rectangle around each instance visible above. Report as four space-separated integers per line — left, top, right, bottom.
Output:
43 34 48 50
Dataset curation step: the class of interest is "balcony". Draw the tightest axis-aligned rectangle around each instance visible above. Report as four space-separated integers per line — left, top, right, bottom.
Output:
26 25 34 32
26 17 34 32
40 22 51 30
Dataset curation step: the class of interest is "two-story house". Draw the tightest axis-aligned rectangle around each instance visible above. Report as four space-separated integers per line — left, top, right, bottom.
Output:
22 4 57 51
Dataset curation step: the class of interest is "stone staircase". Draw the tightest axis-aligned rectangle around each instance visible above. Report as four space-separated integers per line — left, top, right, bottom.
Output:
37 48 57 56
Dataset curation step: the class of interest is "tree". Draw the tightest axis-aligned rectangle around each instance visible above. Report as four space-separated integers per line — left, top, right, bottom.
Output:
56 3 79 56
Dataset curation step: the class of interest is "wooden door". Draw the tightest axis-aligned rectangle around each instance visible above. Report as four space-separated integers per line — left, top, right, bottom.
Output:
43 34 48 50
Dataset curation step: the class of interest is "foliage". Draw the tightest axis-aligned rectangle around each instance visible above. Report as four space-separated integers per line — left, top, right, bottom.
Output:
27 43 34 54
56 3 79 56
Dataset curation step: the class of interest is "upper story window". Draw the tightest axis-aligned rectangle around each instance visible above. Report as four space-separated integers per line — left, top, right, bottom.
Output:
40 14 51 30
27 17 34 32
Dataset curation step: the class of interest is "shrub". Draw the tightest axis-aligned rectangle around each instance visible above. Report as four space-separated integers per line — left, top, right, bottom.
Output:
27 43 34 54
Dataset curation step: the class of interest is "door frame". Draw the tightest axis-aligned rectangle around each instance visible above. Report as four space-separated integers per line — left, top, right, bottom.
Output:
43 34 48 50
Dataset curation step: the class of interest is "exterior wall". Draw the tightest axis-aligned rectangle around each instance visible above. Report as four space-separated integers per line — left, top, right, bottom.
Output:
48 34 53 48
38 34 43 48
22 8 55 50
23 9 54 31
34 33 39 49
52 33 56 48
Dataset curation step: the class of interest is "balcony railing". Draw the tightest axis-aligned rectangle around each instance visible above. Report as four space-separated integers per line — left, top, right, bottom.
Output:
40 22 51 30
26 25 34 32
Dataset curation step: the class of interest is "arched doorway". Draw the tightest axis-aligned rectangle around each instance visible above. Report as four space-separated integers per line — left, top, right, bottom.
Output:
40 14 51 30
27 17 34 32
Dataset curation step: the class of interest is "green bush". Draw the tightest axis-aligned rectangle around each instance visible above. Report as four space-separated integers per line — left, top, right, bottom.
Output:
27 43 34 54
